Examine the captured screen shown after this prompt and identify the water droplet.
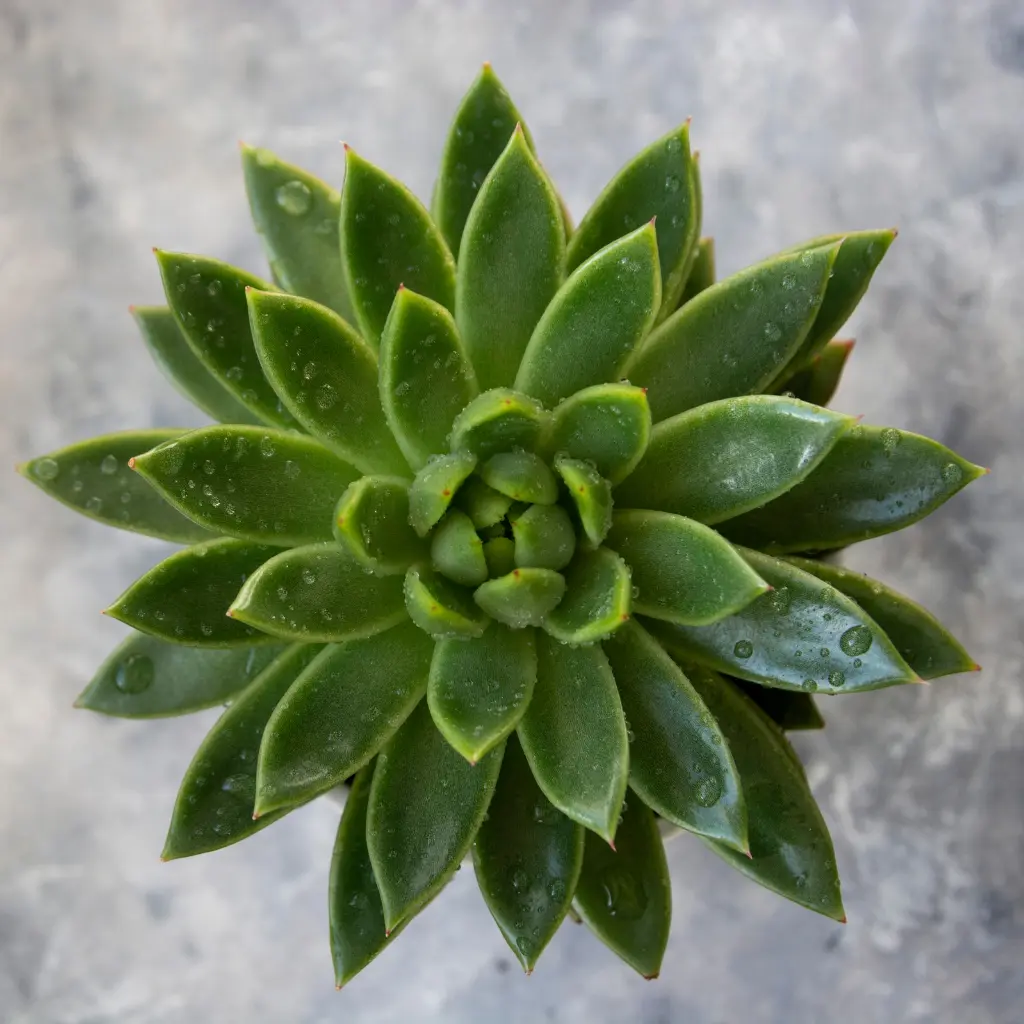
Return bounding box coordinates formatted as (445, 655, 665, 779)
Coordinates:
(941, 462, 963, 484)
(820, 647, 830, 658)
(302, 361, 318, 380)
(694, 774, 723, 807)
(34, 457, 59, 481)
(664, 174, 681, 193)
(880, 427, 901, 453)
(600, 865, 647, 920)
(316, 383, 338, 410)
(839, 625, 873, 657)
(221, 773, 255, 798)
(733, 639, 754, 659)
(511, 867, 529, 892)
(226, 365, 244, 382)
(260, 436, 276, 458)
(284, 459, 300, 480)
(547, 878, 567, 902)
(802, 678, 818, 692)
(828, 669, 846, 687)
(85, 496, 103, 513)
(853, 658, 863, 668)
(207, 279, 222, 297)
(301, 568, 316, 585)
(665, 136, 683, 154)
(100, 454, 119, 475)
(275, 180, 313, 216)
(115, 653, 155, 694)
(781, 274, 796, 290)
(768, 586, 791, 615)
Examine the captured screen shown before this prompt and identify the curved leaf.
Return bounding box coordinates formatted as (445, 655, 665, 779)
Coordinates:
(455, 476, 512, 529)
(449, 388, 547, 459)
(405, 565, 489, 639)
(512, 504, 576, 571)
(554, 457, 612, 547)
(340, 148, 456, 346)
(367, 701, 504, 931)
(675, 236, 715, 309)
(480, 451, 558, 504)
(19, 430, 213, 543)
(474, 569, 566, 629)
(107, 538, 280, 646)
(431, 510, 489, 585)
(518, 633, 628, 841)
(616, 396, 854, 525)
(721, 425, 987, 552)
(515, 225, 660, 407)
(733, 680, 825, 732)
(408, 451, 477, 537)
(543, 547, 631, 644)
(781, 339, 854, 407)
(604, 621, 746, 850)
(229, 542, 407, 642)
(254, 621, 433, 814)
(131, 425, 359, 546)
(334, 476, 427, 575)
(647, 547, 917, 694)
(473, 734, 584, 971)
(378, 288, 478, 469)
(247, 289, 408, 475)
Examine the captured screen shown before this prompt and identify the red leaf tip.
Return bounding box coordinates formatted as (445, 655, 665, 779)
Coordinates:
(127, 457, 136, 470)
(342, 141, 351, 152)
(838, 914, 848, 925)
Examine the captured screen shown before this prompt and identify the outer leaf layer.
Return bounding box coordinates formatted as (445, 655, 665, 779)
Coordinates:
(405, 565, 489, 639)
(782, 339, 854, 407)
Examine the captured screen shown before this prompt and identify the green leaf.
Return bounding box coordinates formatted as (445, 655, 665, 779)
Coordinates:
(647, 547, 918, 694)
(449, 388, 547, 459)
(512, 504, 576, 571)
(408, 451, 477, 537)
(334, 476, 427, 575)
(483, 537, 516, 578)
(720, 425, 987, 552)
(404, 565, 489, 639)
(542, 384, 651, 485)
(543, 548, 631, 644)
(625, 242, 842, 422)
(617, 396, 854, 525)
(19, 430, 214, 543)
(456, 126, 565, 391)
(780, 339, 854, 407)
(733, 680, 825, 731)
(554, 457, 613, 547)
(474, 569, 566, 629)
(676, 236, 715, 309)
(573, 795, 671, 978)
(132, 306, 262, 424)
(479, 451, 558, 504)
(603, 621, 746, 850)
(430, 510, 489, 586)
(455, 475, 513, 529)
(518, 632, 628, 841)
(367, 701, 504, 931)
(340, 148, 456, 346)
(229, 542, 407, 642)
(131, 425, 360, 546)
(378, 288, 479, 470)
(515, 225, 661, 407)
(685, 666, 845, 921)
(76, 634, 283, 718)
(783, 555, 977, 679)
(254, 621, 433, 814)
(428, 624, 537, 762)
(107, 538, 280, 646)
(163, 644, 322, 858)
(155, 251, 299, 429)
(566, 123, 698, 317)
(473, 733, 584, 971)
(247, 289, 408, 475)
(240, 144, 356, 323)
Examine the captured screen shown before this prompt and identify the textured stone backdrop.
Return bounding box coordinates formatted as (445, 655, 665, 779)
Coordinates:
(2, 1, 1022, 1021)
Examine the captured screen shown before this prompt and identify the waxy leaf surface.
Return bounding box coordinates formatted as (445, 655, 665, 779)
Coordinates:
(474, 568, 566, 629)
(543, 547, 631, 644)
(555, 457, 613, 547)
(431, 509, 489, 585)
(449, 389, 547, 459)
(405, 565, 488, 639)
(334, 476, 426, 575)
(512, 504, 576, 570)
(480, 451, 558, 504)
(782, 339, 853, 407)
(408, 451, 477, 536)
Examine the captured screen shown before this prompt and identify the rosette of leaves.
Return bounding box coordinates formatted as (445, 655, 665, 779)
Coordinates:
(20, 66, 984, 984)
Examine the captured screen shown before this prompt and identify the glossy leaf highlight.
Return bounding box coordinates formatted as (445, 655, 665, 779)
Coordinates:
(543, 547, 632, 644)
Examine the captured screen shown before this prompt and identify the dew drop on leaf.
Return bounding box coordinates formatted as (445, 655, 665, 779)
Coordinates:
(694, 774, 723, 807)
(601, 865, 648, 920)
(85, 496, 103, 513)
(880, 427, 901, 453)
(733, 639, 754, 659)
(802, 678, 818, 692)
(828, 669, 846, 687)
(100, 454, 118, 475)
(115, 653, 155, 694)
(275, 180, 313, 216)
(941, 462, 963, 484)
(839, 625, 873, 657)
(34, 457, 59, 481)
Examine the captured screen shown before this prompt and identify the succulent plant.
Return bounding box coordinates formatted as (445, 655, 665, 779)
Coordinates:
(20, 66, 984, 985)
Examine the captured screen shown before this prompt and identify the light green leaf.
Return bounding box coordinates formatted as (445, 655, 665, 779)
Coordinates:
(675, 236, 715, 309)
(512, 504, 576, 571)
(408, 451, 477, 537)
(334, 476, 427, 575)
(404, 565, 489, 639)
(554, 457, 612, 547)
(479, 451, 558, 504)
(449, 388, 547, 459)
(454, 475, 513, 528)
(474, 568, 566, 629)
(543, 548, 631, 644)
(430, 510, 488, 586)
(779, 339, 854, 407)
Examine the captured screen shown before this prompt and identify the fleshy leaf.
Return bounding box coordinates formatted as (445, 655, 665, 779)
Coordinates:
(131, 425, 360, 546)
(543, 548, 631, 644)
(378, 288, 479, 470)
(254, 622, 433, 814)
(455, 475, 513, 528)
(340, 148, 456, 346)
(474, 569, 566, 629)
(449, 389, 547, 459)
(229, 542, 407, 642)
(107, 539, 280, 646)
(543, 384, 651, 485)
(625, 241, 842, 422)
(334, 476, 427, 575)
(367, 701, 504, 931)
(647, 547, 917, 694)
(240, 145, 356, 323)
(685, 666, 845, 921)
(676, 236, 715, 309)
(554, 457, 613, 547)
(76, 634, 283, 718)
(162, 644, 322, 858)
(483, 537, 516, 578)
(408, 451, 477, 537)
(518, 633, 628, 841)
(515, 225, 661, 407)
(456, 126, 565, 391)
(247, 289, 408, 475)
(616, 396, 854, 525)
(606, 511, 768, 626)
(404, 565, 489, 639)
(721, 425, 986, 552)
(132, 306, 262, 424)
(573, 796, 671, 978)
(512, 504, 576, 571)
(784, 556, 977, 679)
(734, 680, 825, 731)
(19, 430, 213, 543)
(566, 123, 697, 317)
(428, 624, 537, 762)
(430, 509, 488, 586)
(155, 251, 299, 429)
(604, 621, 746, 850)
(479, 451, 558, 505)
(781, 339, 854, 407)
(473, 734, 584, 971)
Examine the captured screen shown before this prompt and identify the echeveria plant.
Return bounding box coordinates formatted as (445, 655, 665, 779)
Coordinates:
(20, 66, 983, 984)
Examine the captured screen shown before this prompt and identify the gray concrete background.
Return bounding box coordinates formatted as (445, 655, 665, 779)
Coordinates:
(2, 1, 1022, 1021)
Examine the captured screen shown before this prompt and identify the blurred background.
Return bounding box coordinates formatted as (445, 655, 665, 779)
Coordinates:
(2, 1, 1022, 1021)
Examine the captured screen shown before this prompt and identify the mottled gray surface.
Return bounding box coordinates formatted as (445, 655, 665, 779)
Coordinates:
(2, 0, 1022, 1021)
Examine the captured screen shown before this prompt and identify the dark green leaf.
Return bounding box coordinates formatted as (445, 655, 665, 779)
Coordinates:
(408, 451, 477, 537)
(512, 504, 576, 571)
(479, 451, 558, 504)
(449, 388, 547, 459)
(429, 509, 487, 586)
(19, 430, 214, 543)
(676, 236, 715, 309)
(543, 548, 631, 644)
(733, 680, 825, 731)
(781, 339, 854, 407)
(254, 621, 433, 814)
(554, 457, 612, 547)
(516, 225, 661, 407)
(405, 565, 489, 639)
(474, 569, 566, 629)
(334, 476, 427, 575)
(454, 475, 513, 528)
